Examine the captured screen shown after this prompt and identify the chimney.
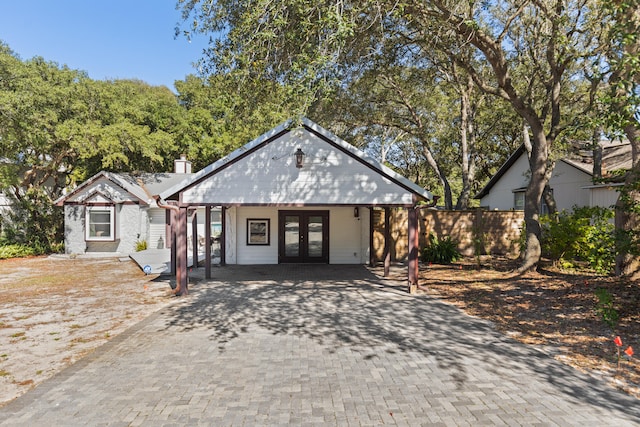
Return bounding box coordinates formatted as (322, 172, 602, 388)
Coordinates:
(174, 154, 192, 174)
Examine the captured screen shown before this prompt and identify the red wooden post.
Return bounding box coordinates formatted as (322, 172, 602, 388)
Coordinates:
(176, 207, 188, 296)
(168, 209, 176, 275)
(205, 206, 212, 279)
(408, 206, 419, 293)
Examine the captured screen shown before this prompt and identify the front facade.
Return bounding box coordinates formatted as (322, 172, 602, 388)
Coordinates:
(159, 118, 432, 293)
(55, 164, 197, 256)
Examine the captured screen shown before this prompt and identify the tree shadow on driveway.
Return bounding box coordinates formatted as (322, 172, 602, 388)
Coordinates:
(161, 264, 639, 421)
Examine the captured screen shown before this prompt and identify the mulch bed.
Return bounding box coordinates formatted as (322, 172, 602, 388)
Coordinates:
(417, 257, 640, 398)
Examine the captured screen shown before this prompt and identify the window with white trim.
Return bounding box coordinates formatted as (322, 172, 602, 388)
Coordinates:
(85, 206, 115, 241)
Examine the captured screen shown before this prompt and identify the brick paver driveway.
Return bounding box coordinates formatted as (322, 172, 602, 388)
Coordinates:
(1, 265, 638, 426)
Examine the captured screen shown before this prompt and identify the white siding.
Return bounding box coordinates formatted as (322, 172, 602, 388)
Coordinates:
(330, 207, 367, 264)
(231, 206, 368, 265)
(548, 161, 592, 211)
(236, 207, 278, 264)
(480, 155, 594, 212)
(181, 129, 417, 206)
(148, 208, 167, 249)
(590, 186, 620, 209)
(480, 154, 530, 210)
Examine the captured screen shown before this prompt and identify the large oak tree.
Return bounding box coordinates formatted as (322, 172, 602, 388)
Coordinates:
(177, 0, 608, 271)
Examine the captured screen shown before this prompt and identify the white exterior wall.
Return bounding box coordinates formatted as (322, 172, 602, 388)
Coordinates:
(480, 154, 530, 210)
(64, 204, 143, 254)
(148, 208, 167, 249)
(330, 207, 368, 264)
(229, 206, 369, 265)
(181, 129, 417, 206)
(236, 206, 278, 264)
(63, 205, 86, 254)
(548, 161, 592, 212)
(480, 155, 594, 212)
(590, 186, 621, 209)
(225, 206, 237, 264)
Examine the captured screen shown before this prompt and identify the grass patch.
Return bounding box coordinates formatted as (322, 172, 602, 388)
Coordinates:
(0, 370, 10, 377)
(9, 332, 25, 338)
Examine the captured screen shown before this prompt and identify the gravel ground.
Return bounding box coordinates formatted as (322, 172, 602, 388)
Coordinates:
(0, 255, 176, 407)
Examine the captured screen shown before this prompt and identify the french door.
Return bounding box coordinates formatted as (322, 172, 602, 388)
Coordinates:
(278, 210, 329, 263)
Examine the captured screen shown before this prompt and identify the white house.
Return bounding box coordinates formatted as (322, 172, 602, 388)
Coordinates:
(475, 141, 631, 211)
(54, 156, 217, 256)
(157, 118, 433, 294)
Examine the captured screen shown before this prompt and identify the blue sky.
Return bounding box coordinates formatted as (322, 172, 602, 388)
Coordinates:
(0, 0, 210, 90)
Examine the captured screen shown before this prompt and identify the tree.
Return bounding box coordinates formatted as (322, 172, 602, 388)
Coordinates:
(177, 0, 606, 271)
(601, 0, 640, 276)
(175, 73, 295, 169)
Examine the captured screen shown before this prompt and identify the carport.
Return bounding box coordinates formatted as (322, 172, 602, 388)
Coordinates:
(156, 118, 433, 295)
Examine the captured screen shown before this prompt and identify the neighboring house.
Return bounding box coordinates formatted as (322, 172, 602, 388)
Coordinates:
(55, 156, 218, 255)
(155, 118, 433, 293)
(475, 141, 631, 211)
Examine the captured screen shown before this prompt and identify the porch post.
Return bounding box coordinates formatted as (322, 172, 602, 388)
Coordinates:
(384, 207, 391, 277)
(220, 206, 226, 266)
(191, 209, 198, 269)
(176, 206, 189, 296)
(205, 206, 212, 279)
(369, 207, 375, 266)
(408, 206, 419, 294)
(168, 209, 176, 275)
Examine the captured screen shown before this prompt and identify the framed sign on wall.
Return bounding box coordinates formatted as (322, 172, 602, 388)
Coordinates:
(247, 218, 270, 245)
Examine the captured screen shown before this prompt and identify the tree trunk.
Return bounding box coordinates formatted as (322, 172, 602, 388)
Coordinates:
(518, 128, 550, 272)
(615, 122, 640, 276)
(455, 75, 476, 210)
(422, 146, 453, 209)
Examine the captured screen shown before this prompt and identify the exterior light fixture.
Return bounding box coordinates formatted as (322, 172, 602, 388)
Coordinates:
(354, 207, 360, 218)
(295, 148, 305, 168)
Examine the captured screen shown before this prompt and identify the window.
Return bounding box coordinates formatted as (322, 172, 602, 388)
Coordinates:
(85, 206, 116, 241)
(514, 191, 525, 210)
(513, 189, 552, 213)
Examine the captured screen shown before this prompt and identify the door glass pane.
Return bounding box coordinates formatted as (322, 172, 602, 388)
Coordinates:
(284, 215, 299, 257)
(307, 215, 323, 257)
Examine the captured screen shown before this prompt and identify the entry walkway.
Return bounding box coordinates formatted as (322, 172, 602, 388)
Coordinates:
(1, 265, 638, 426)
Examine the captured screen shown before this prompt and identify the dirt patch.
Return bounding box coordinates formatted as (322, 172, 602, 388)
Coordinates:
(413, 257, 640, 399)
(0, 255, 176, 406)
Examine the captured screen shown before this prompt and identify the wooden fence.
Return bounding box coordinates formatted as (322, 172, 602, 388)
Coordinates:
(372, 208, 524, 261)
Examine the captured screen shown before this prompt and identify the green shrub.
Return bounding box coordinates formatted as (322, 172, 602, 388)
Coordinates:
(0, 244, 46, 260)
(421, 233, 461, 264)
(540, 206, 615, 274)
(595, 287, 619, 330)
(135, 240, 148, 252)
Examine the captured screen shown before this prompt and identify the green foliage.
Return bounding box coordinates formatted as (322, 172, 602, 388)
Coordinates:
(0, 188, 63, 253)
(135, 240, 148, 252)
(0, 244, 41, 259)
(421, 233, 461, 265)
(540, 207, 615, 274)
(594, 287, 620, 330)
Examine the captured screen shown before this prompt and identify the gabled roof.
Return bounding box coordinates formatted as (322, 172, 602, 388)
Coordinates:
(474, 141, 633, 199)
(160, 117, 432, 204)
(55, 171, 193, 206)
(474, 145, 526, 199)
